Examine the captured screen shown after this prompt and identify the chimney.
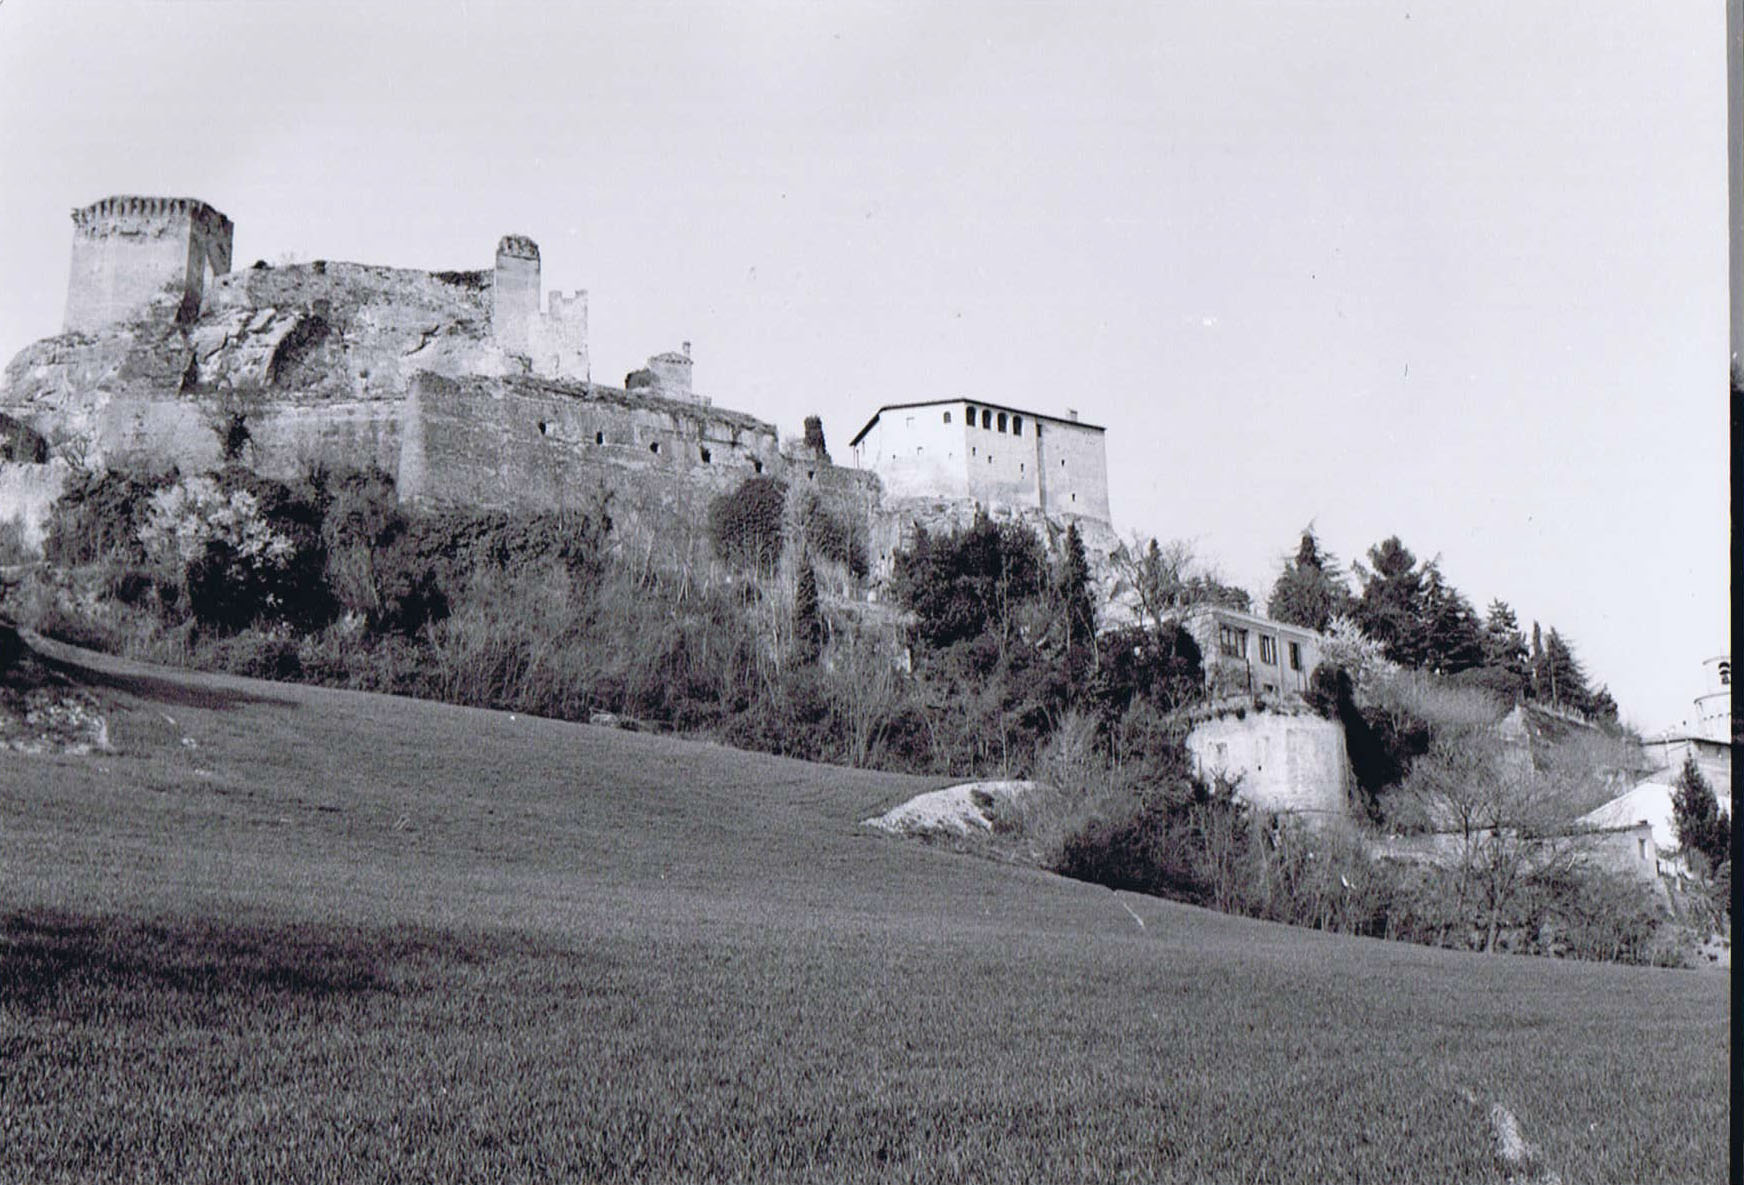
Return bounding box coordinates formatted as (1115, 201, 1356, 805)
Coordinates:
(682, 340, 691, 359)
(1067, 408, 1079, 422)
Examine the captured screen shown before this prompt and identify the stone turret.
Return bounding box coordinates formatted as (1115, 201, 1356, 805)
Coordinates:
(647, 341, 696, 400)
(64, 196, 233, 333)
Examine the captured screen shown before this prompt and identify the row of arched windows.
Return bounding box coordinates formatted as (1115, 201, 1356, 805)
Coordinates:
(955, 405, 1024, 436)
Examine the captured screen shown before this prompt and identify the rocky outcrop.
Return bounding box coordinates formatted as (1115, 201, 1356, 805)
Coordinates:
(0, 260, 525, 477)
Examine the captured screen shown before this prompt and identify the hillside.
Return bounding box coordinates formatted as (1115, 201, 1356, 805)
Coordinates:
(0, 637, 1730, 1183)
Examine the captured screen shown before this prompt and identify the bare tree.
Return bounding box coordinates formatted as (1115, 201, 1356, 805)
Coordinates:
(1404, 724, 1586, 952)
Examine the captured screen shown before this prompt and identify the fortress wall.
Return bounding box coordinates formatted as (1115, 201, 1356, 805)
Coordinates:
(399, 374, 783, 519)
(1186, 711, 1353, 821)
(244, 401, 406, 482)
(963, 405, 1041, 514)
(1035, 419, 1110, 524)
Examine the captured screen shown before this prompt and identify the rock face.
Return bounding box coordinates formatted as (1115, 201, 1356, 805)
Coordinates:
(2, 261, 513, 479)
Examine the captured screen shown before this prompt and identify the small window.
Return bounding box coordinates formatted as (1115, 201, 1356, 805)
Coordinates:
(997, 412, 1008, 433)
(699, 446, 711, 463)
(1060, 458, 1066, 466)
(1288, 641, 1302, 671)
(943, 410, 952, 424)
(1070, 492, 1076, 502)
(966, 404, 977, 424)
(981, 409, 992, 429)
(1259, 636, 1277, 665)
(1638, 838, 1648, 859)
(594, 430, 604, 445)
(916, 446, 923, 455)
(971, 447, 977, 456)
(752, 458, 763, 474)
(1012, 415, 1023, 435)
(1019, 463, 1024, 473)
(537, 421, 548, 436)
(905, 416, 914, 428)
(650, 441, 660, 455)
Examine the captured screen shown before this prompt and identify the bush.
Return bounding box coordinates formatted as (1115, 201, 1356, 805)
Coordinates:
(708, 477, 787, 574)
(43, 469, 168, 567)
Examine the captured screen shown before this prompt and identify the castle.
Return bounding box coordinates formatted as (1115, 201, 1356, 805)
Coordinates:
(2, 195, 1114, 571)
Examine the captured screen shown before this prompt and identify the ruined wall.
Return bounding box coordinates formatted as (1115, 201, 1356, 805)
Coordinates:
(64, 197, 233, 333)
(399, 373, 782, 518)
(0, 460, 71, 549)
(490, 235, 587, 382)
(1186, 709, 1352, 822)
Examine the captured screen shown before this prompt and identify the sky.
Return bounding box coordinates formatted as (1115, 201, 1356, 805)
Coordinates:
(0, 0, 1730, 734)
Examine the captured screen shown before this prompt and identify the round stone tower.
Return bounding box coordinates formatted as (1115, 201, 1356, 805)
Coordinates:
(492, 234, 541, 358)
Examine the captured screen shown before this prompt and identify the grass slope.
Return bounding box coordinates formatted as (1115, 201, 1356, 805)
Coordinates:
(1, 639, 1728, 1183)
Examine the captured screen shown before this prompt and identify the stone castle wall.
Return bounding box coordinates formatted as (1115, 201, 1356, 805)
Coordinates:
(1186, 709, 1354, 822)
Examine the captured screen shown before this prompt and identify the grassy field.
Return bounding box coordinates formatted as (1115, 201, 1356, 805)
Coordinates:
(1, 639, 1729, 1183)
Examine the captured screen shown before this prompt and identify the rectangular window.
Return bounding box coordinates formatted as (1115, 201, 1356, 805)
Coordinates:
(1259, 636, 1277, 665)
(997, 412, 1008, 433)
(1218, 625, 1248, 659)
(1288, 641, 1302, 671)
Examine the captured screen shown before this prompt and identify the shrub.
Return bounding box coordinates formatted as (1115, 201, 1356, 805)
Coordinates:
(708, 477, 787, 573)
(800, 498, 868, 579)
(43, 469, 168, 567)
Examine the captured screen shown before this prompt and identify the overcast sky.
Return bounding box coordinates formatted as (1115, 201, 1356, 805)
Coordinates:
(0, 1, 1728, 733)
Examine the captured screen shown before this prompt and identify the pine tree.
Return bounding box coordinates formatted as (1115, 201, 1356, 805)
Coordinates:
(1058, 521, 1097, 652)
(1672, 755, 1730, 873)
(1266, 526, 1352, 632)
(1539, 628, 1592, 714)
(793, 559, 822, 664)
(1480, 600, 1530, 682)
(1354, 536, 1427, 666)
(1418, 562, 1483, 674)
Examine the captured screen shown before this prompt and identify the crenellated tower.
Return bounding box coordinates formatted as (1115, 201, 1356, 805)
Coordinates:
(64, 196, 234, 333)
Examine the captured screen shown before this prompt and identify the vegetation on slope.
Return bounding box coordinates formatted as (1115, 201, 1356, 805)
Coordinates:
(0, 642, 1729, 1183)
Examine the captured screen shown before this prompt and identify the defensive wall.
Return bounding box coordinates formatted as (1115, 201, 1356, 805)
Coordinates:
(1184, 707, 1354, 823)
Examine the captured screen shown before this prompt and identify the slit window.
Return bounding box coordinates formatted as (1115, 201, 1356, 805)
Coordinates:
(594, 431, 604, 445)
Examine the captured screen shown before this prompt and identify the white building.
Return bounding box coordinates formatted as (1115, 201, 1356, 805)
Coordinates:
(847, 399, 1111, 525)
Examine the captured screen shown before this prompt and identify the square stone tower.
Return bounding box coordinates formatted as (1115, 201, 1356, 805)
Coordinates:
(64, 196, 233, 333)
